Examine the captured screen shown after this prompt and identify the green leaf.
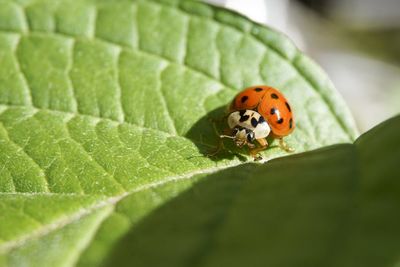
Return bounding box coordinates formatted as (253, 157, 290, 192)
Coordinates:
(0, 0, 358, 266)
(103, 115, 400, 267)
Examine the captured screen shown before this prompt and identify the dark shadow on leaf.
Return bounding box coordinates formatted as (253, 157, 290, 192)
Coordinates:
(185, 105, 247, 162)
(185, 105, 284, 162)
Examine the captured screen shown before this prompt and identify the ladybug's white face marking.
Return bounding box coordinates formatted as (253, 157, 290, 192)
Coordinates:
(227, 110, 270, 140)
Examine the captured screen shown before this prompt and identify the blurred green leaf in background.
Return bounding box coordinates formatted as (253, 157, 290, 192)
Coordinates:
(0, 0, 397, 266)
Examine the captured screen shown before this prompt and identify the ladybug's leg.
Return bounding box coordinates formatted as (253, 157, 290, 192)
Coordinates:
(206, 121, 230, 157)
(206, 138, 224, 157)
(249, 138, 268, 161)
(278, 138, 294, 153)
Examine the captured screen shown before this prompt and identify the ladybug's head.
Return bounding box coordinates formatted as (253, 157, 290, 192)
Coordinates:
(220, 127, 255, 148)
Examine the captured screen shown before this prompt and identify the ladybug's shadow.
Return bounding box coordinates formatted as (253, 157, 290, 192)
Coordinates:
(185, 105, 248, 162)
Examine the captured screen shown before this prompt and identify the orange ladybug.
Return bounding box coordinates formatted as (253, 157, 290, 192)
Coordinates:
(212, 85, 294, 161)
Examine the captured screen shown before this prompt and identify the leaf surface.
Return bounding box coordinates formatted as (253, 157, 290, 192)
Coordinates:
(0, 0, 358, 265)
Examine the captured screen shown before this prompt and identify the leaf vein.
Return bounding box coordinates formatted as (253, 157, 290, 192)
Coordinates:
(66, 38, 78, 112)
(158, 63, 178, 135)
(13, 35, 33, 106)
(114, 48, 125, 123)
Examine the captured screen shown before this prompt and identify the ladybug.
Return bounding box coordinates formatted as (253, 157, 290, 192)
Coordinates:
(211, 85, 294, 161)
(228, 85, 295, 137)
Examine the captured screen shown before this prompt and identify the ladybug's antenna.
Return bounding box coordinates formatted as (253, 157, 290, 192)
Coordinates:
(219, 135, 235, 139)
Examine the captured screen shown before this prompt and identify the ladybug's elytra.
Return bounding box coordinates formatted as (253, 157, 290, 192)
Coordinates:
(228, 85, 295, 137)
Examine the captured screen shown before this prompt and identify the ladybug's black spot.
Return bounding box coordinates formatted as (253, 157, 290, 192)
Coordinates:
(241, 96, 248, 103)
(270, 108, 276, 115)
(239, 115, 250, 122)
(271, 93, 279, 99)
(289, 118, 293, 129)
(285, 102, 291, 112)
(277, 118, 284, 124)
(258, 116, 265, 123)
(254, 87, 263, 92)
(251, 117, 258, 127)
(239, 110, 246, 116)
